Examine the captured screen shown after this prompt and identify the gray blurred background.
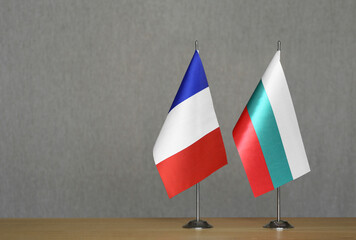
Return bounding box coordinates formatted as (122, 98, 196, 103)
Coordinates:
(0, 0, 355, 218)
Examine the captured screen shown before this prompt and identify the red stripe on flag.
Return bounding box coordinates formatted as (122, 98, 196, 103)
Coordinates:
(232, 107, 274, 197)
(156, 128, 227, 198)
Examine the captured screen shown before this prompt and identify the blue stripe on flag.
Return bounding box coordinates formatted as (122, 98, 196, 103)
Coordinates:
(169, 50, 209, 112)
(246, 80, 293, 188)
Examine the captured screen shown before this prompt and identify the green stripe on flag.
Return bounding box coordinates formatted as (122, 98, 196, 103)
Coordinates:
(247, 80, 293, 188)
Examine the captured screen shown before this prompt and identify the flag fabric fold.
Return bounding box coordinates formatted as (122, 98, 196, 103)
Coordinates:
(153, 50, 227, 198)
(232, 50, 310, 197)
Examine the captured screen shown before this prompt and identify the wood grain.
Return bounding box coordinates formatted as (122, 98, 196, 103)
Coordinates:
(0, 218, 355, 240)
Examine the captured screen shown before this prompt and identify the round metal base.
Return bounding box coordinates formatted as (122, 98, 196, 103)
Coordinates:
(183, 219, 213, 229)
(263, 220, 293, 229)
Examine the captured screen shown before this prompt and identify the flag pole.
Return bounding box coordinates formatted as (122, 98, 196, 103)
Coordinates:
(277, 41, 281, 224)
(263, 40, 293, 229)
(195, 40, 200, 223)
(183, 40, 212, 229)
(277, 187, 281, 222)
(196, 182, 200, 222)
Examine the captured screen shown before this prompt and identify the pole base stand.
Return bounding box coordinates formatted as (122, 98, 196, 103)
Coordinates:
(263, 220, 294, 229)
(183, 219, 213, 229)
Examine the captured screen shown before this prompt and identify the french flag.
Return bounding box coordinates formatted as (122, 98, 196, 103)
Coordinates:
(153, 50, 227, 198)
(233, 50, 310, 197)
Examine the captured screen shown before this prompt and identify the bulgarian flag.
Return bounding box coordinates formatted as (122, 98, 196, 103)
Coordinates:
(153, 50, 227, 198)
(232, 50, 310, 197)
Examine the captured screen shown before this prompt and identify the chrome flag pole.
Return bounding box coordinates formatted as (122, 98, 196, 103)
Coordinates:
(183, 40, 212, 229)
(277, 187, 281, 222)
(196, 182, 200, 222)
(263, 41, 293, 230)
(264, 186, 293, 229)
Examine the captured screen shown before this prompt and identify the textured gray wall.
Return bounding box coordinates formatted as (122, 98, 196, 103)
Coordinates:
(0, 0, 355, 218)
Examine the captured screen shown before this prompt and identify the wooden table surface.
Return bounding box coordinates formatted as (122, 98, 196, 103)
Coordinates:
(0, 218, 355, 240)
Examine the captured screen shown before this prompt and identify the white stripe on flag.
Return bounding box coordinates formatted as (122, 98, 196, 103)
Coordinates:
(262, 51, 310, 180)
(153, 87, 219, 165)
